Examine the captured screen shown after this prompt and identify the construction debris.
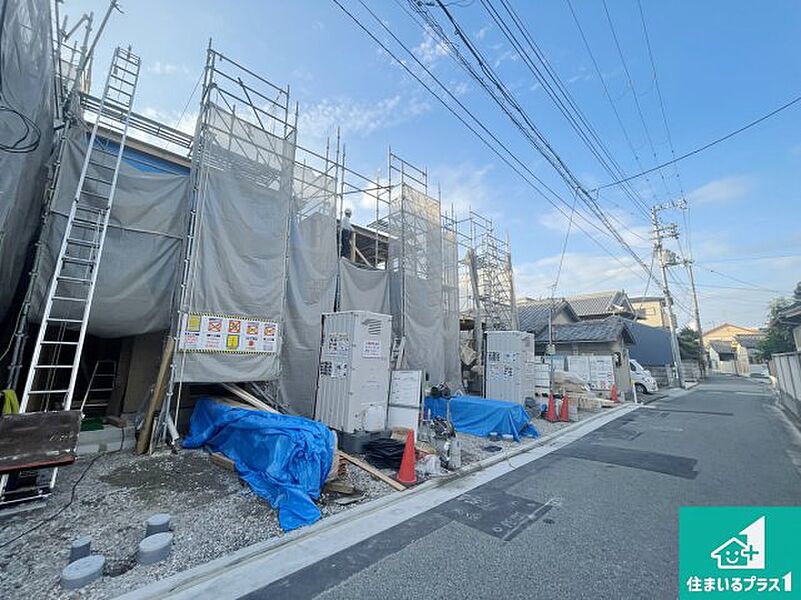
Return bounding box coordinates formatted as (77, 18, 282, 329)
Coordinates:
(339, 451, 406, 492)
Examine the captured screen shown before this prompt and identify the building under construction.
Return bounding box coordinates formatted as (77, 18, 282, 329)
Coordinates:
(0, 1, 519, 506)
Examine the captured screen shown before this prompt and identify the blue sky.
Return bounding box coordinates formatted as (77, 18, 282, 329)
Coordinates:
(66, 0, 801, 328)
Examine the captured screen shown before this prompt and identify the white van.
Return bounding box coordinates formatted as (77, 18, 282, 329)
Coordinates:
(630, 359, 658, 394)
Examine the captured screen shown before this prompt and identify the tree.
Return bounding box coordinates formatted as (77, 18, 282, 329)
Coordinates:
(755, 282, 800, 360)
(678, 326, 702, 360)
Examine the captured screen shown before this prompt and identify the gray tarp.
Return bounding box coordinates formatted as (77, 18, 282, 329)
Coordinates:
(442, 228, 461, 386)
(175, 104, 295, 383)
(338, 258, 390, 315)
(389, 184, 446, 384)
(0, 0, 53, 320)
(31, 133, 189, 337)
(279, 167, 338, 416)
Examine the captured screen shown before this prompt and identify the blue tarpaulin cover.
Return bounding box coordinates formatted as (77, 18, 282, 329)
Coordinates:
(423, 395, 539, 441)
(183, 398, 335, 531)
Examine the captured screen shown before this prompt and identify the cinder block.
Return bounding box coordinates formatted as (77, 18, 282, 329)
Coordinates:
(137, 532, 173, 565)
(61, 555, 104, 589)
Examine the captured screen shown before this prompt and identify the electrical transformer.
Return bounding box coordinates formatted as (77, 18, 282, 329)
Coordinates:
(484, 331, 537, 405)
(315, 311, 393, 434)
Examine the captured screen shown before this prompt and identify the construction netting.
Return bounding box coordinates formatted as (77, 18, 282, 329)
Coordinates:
(0, 0, 54, 320)
(388, 183, 447, 384)
(30, 130, 189, 337)
(338, 258, 391, 315)
(278, 163, 338, 417)
(442, 226, 461, 385)
(174, 102, 296, 383)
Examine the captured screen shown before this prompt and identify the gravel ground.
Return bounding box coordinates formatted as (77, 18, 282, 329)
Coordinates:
(0, 406, 607, 599)
(458, 406, 604, 466)
(0, 448, 395, 600)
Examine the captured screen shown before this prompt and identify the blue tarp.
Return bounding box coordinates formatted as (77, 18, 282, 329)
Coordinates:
(183, 398, 335, 531)
(423, 395, 539, 442)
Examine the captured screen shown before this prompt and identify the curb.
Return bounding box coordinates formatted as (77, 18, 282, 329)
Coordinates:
(118, 403, 636, 599)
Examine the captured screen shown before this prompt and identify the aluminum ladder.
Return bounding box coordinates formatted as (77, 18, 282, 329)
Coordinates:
(19, 47, 140, 414)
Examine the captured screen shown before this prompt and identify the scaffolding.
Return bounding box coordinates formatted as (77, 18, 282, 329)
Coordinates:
(457, 211, 518, 332)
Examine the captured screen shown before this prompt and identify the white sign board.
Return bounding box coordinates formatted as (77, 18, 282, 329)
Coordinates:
(566, 355, 591, 384)
(179, 313, 278, 354)
(387, 370, 422, 439)
(588, 355, 615, 390)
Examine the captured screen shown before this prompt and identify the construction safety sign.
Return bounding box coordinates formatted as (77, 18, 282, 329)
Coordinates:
(178, 312, 279, 354)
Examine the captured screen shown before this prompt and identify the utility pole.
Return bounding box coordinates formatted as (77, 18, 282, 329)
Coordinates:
(684, 259, 706, 378)
(651, 204, 685, 388)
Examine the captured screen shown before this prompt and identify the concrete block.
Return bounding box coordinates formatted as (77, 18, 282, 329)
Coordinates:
(137, 532, 173, 565)
(145, 513, 171, 537)
(61, 555, 104, 589)
(69, 536, 92, 563)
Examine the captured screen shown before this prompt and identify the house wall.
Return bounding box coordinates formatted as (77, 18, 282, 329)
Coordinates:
(705, 324, 758, 343)
(632, 299, 665, 328)
(793, 325, 801, 352)
(735, 345, 750, 376)
(551, 339, 633, 396)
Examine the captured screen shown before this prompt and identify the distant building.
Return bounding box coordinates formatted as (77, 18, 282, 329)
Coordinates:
(708, 340, 737, 373)
(564, 290, 636, 321)
(517, 297, 579, 334)
(630, 295, 669, 328)
(733, 333, 766, 373)
(704, 323, 759, 344)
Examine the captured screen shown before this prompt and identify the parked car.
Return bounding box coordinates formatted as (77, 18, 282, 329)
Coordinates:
(630, 359, 658, 394)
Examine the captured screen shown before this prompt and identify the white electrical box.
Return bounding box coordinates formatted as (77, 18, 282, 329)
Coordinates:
(484, 331, 537, 405)
(315, 311, 393, 433)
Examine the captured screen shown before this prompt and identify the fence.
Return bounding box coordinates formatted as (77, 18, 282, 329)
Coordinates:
(772, 352, 801, 423)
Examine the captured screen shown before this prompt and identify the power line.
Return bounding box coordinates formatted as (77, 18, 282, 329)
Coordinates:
(595, 92, 801, 191)
(601, 0, 674, 201)
(333, 0, 658, 287)
(410, 0, 657, 280)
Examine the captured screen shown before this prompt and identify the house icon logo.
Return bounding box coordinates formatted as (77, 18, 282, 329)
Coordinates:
(710, 516, 765, 570)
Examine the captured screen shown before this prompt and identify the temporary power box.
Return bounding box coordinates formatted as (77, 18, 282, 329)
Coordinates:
(484, 331, 537, 405)
(315, 311, 393, 434)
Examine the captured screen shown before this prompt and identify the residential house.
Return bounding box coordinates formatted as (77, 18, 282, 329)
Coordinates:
(630, 295, 669, 328)
(517, 297, 579, 333)
(778, 303, 801, 352)
(708, 340, 737, 374)
(704, 323, 759, 344)
(565, 290, 637, 321)
(733, 333, 766, 375)
(533, 316, 636, 396)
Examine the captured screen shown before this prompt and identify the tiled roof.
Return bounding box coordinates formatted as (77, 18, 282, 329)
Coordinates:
(534, 316, 635, 344)
(734, 333, 764, 349)
(709, 340, 735, 357)
(517, 298, 577, 333)
(565, 290, 634, 318)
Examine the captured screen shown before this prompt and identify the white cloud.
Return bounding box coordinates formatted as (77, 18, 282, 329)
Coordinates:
(537, 206, 651, 250)
(413, 26, 449, 67)
(687, 176, 751, 205)
(475, 25, 491, 40)
(297, 95, 431, 149)
(430, 162, 494, 215)
(147, 61, 188, 76)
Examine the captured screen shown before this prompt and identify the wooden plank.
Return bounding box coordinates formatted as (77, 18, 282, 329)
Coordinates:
(220, 383, 279, 413)
(136, 336, 173, 455)
(210, 452, 236, 471)
(0, 410, 81, 473)
(339, 451, 406, 491)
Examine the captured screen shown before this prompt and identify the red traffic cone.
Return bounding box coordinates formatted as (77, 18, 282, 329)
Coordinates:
(559, 392, 570, 422)
(545, 392, 558, 422)
(611, 384, 619, 404)
(396, 430, 417, 485)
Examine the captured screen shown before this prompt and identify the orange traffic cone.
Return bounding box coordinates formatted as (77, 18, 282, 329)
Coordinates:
(396, 430, 417, 485)
(610, 384, 619, 404)
(545, 392, 558, 422)
(559, 392, 570, 422)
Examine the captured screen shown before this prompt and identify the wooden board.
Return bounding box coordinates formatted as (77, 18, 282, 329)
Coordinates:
(220, 383, 279, 413)
(0, 410, 81, 473)
(210, 452, 236, 471)
(339, 451, 406, 491)
(136, 336, 174, 455)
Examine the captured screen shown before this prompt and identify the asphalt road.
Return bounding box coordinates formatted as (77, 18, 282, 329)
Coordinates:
(246, 376, 801, 600)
